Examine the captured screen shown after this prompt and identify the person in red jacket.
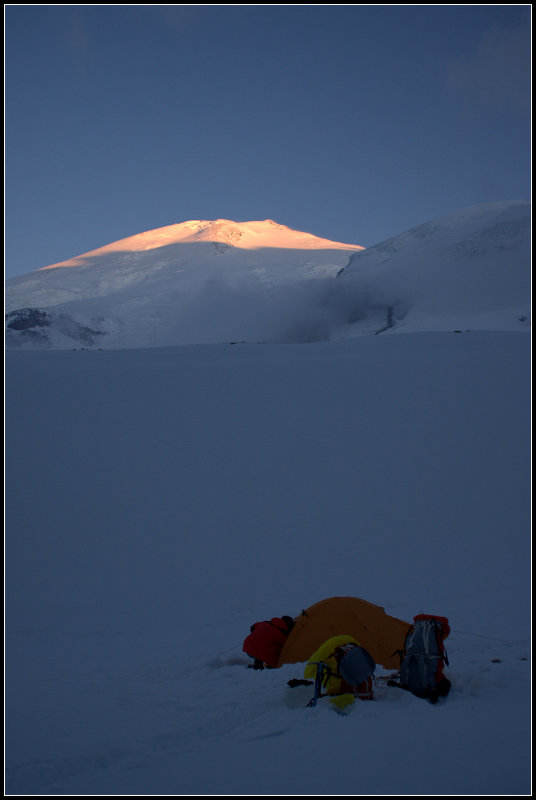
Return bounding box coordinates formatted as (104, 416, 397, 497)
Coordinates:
(243, 616, 295, 669)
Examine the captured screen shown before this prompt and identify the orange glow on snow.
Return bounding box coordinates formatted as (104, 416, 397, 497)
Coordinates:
(39, 219, 364, 270)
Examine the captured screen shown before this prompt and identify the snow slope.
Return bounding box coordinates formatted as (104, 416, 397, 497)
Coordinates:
(337, 200, 530, 336)
(5, 201, 530, 349)
(5, 331, 531, 795)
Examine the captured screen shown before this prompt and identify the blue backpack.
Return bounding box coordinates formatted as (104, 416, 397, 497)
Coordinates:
(390, 614, 451, 703)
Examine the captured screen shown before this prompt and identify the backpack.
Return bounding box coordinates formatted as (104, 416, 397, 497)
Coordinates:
(304, 638, 376, 707)
(337, 642, 376, 700)
(393, 614, 451, 703)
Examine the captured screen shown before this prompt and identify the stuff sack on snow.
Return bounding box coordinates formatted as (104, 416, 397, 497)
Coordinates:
(304, 635, 376, 710)
(392, 614, 451, 703)
(243, 616, 295, 669)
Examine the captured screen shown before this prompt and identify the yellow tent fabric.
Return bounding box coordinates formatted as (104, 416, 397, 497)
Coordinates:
(277, 596, 411, 670)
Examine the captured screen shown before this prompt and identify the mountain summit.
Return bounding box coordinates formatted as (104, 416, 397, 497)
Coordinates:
(39, 219, 364, 271)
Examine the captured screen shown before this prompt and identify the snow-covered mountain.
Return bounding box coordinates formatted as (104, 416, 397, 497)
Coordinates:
(5, 219, 362, 349)
(5, 201, 530, 349)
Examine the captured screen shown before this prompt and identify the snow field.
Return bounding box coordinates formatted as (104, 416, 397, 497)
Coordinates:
(5, 331, 530, 794)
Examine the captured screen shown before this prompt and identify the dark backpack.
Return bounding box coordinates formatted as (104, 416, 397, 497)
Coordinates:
(393, 614, 451, 703)
(304, 642, 376, 707)
(337, 642, 376, 697)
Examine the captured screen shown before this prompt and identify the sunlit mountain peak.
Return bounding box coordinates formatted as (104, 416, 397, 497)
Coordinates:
(39, 218, 364, 270)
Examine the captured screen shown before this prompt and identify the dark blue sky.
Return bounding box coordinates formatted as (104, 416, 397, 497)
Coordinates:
(5, 5, 531, 278)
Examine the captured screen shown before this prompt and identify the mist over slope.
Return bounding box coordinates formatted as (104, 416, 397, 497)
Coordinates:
(5, 201, 530, 349)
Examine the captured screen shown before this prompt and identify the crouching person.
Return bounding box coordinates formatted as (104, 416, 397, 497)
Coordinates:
(304, 634, 376, 711)
(243, 615, 295, 669)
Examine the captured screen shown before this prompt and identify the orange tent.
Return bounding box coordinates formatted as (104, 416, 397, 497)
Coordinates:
(277, 596, 412, 670)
